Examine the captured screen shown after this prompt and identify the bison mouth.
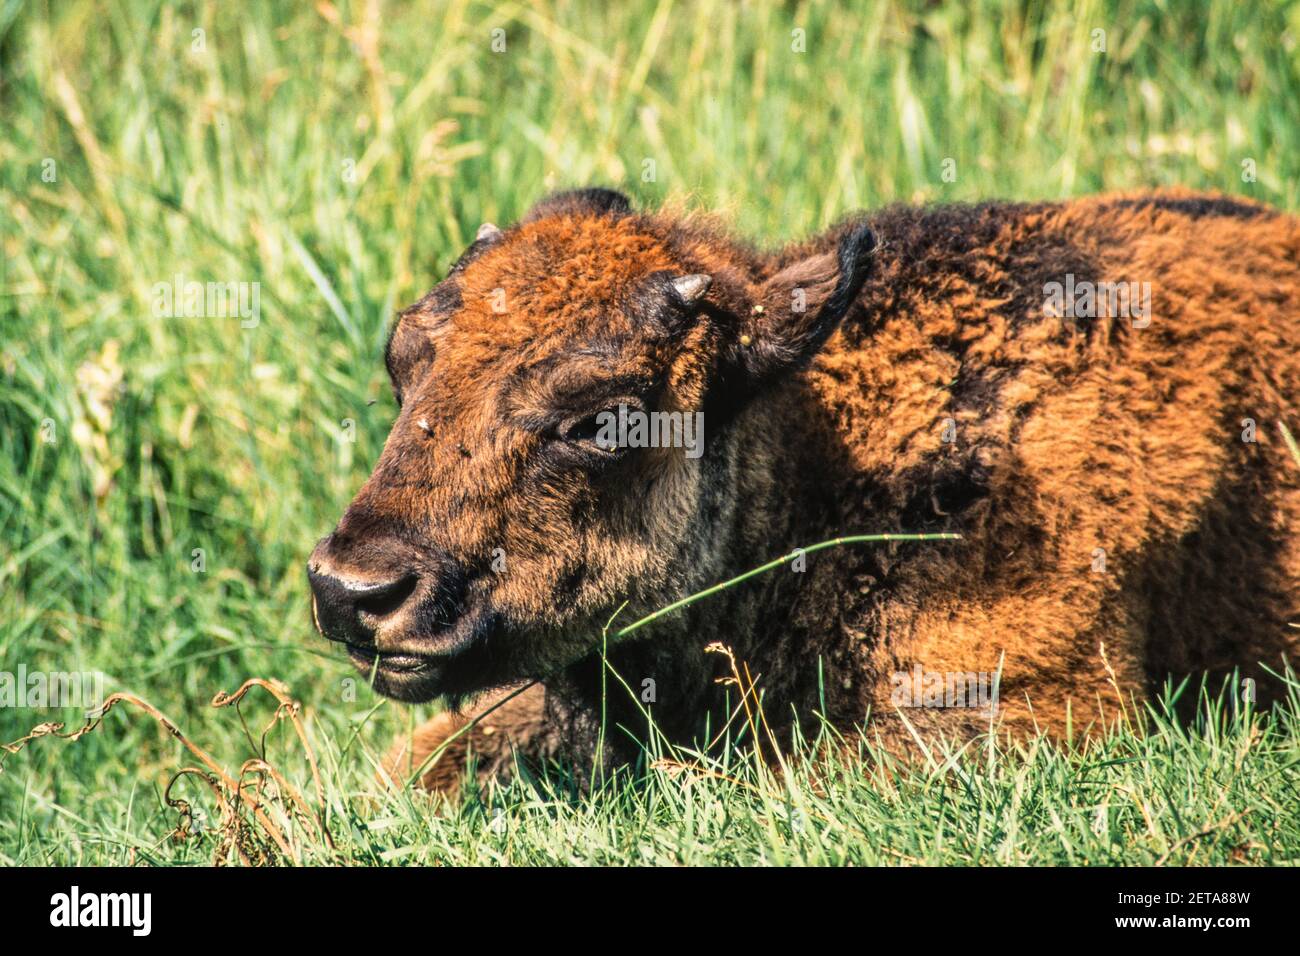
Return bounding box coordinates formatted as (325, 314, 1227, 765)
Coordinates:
(345, 642, 448, 701)
(346, 642, 434, 673)
(342, 607, 504, 704)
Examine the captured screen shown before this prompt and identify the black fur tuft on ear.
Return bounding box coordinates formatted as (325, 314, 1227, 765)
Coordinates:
(822, 222, 877, 327)
(523, 187, 633, 223)
(728, 219, 877, 385)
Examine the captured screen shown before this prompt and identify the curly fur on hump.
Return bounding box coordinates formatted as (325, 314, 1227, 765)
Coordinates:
(310, 188, 1300, 793)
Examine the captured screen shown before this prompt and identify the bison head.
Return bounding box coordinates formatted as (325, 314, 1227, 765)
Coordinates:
(308, 188, 875, 704)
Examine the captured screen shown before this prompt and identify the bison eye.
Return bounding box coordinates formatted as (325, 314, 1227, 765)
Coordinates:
(554, 401, 643, 455)
(558, 412, 608, 445)
(556, 411, 620, 453)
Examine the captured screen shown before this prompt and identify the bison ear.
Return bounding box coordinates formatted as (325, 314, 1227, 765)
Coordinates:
(523, 187, 632, 223)
(733, 222, 876, 384)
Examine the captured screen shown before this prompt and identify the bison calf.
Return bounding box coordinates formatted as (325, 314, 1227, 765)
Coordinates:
(308, 187, 1300, 792)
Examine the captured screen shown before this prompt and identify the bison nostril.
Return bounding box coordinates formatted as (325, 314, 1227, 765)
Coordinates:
(307, 565, 420, 647)
(353, 574, 418, 619)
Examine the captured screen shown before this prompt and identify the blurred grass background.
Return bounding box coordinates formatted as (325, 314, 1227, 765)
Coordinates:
(2, 0, 1299, 864)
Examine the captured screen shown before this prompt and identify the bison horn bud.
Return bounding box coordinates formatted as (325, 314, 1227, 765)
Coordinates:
(476, 222, 503, 242)
(668, 273, 712, 308)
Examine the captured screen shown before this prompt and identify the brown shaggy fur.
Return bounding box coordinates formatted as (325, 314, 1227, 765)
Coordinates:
(307, 187, 1300, 795)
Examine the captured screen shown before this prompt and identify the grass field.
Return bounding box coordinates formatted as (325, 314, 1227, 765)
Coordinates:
(2, 0, 1299, 865)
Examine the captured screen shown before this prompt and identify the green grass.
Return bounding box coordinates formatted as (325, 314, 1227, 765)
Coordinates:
(2, 0, 1300, 866)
